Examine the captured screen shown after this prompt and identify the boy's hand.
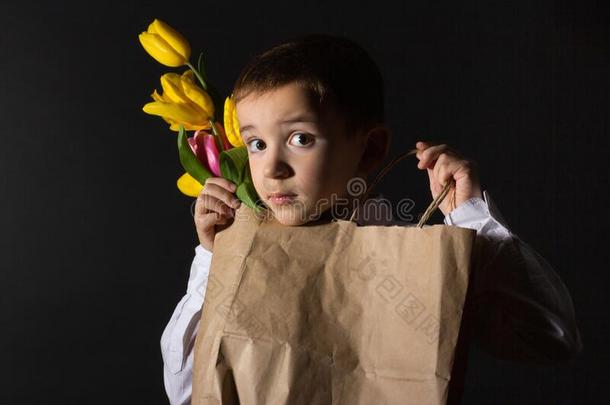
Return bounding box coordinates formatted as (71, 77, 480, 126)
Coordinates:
(415, 141, 483, 216)
(194, 177, 241, 252)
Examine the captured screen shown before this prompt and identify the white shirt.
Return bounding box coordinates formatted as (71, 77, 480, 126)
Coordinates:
(160, 190, 582, 405)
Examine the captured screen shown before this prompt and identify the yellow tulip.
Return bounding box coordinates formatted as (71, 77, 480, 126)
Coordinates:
(177, 172, 204, 197)
(143, 70, 215, 131)
(223, 94, 244, 147)
(139, 19, 191, 67)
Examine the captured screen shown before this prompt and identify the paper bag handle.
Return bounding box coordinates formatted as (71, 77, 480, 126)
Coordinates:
(349, 148, 456, 228)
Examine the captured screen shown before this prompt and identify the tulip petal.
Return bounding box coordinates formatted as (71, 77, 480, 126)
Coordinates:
(160, 73, 190, 104)
(189, 129, 210, 168)
(151, 89, 166, 102)
(180, 71, 215, 118)
(230, 100, 242, 144)
(171, 121, 209, 131)
(202, 134, 221, 177)
(143, 102, 207, 132)
(143, 101, 205, 127)
(187, 134, 197, 152)
(178, 125, 213, 186)
(160, 115, 173, 126)
(139, 32, 186, 67)
(223, 95, 244, 147)
(177, 172, 204, 197)
(150, 19, 191, 62)
(183, 85, 215, 119)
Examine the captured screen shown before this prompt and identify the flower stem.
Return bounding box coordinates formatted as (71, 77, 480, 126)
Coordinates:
(209, 119, 224, 151)
(186, 62, 208, 91)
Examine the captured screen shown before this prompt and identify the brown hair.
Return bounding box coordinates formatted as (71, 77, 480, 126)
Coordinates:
(232, 33, 385, 136)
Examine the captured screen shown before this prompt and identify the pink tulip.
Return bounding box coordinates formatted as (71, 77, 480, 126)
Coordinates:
(189, 129, 222, 177)
(188, 130, 209, 168)
(202, 133, 221, 176)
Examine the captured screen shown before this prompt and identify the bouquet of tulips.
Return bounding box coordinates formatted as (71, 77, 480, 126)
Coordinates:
(139, 19, 261, 212)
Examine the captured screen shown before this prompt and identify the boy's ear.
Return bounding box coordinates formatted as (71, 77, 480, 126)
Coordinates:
(357, 124, 391, 176)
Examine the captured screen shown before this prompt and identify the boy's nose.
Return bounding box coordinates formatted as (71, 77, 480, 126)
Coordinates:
(263, 154, 292, 179)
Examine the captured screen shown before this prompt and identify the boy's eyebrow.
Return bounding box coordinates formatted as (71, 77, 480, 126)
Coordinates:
(240, 114, 318, 133)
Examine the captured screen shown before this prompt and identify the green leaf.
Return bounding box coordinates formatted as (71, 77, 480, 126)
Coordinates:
(236, 173, 262, 214)
(197, 52, 203, 74)
(220, 146, 248, 184)
(220, 146, 262, 213)
(197, 51, 208, 83)
(196, 51, 221, 122)
(177, 124, 212, 185)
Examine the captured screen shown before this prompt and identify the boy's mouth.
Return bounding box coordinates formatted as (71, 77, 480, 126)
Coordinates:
(267, 192, 297, 206)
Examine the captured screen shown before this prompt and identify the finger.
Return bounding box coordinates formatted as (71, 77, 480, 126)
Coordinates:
(415, 140, 447, 150)
(197, 211, 232, 241)
(195, 208, 233, 230)
(200, 211, 232, 228)
(203, 180, 241, 208)
(455, 158, 476, 181)
(433, 154, 460, 188)
(435, 157, 477, 199)
(415, 140, 436, 150)
(204, 177, 237, 193)
(425, 152, 460, 196)
(196, 194, 235, 218)
(425, 166, 439, 195)
(209, 211, 235, 233)
(435, 159, 476, 212)
(417, 144, 455, 169)
(200, 183, 241, 210)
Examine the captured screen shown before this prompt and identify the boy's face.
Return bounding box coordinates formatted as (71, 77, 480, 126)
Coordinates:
(236, 82, 367, 225)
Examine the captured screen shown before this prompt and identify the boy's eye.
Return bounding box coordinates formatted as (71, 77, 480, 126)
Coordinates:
(247, 139, 266, 152)
(246, 133, 312, 152)
(289, 133, 314, 147)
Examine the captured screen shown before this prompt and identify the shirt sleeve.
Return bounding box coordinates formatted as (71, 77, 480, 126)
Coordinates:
(444, 190, 583, 364)
(160, 244, 213, 405)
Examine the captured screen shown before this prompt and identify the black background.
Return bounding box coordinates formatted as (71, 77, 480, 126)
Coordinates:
(2, 0, 608, 403)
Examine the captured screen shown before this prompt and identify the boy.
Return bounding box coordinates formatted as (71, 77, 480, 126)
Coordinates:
(160, 34, 582, 404)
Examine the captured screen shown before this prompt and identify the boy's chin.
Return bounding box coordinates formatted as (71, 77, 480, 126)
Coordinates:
(269, 209, 309, 226)
(272, 208, 332, 226)
(268, 205, 322, 226)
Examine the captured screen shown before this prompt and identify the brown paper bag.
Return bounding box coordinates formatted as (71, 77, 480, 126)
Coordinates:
(191, 201, 476, 405)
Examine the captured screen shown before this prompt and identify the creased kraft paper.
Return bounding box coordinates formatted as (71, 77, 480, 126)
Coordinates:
(192, 205, 475, 405)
